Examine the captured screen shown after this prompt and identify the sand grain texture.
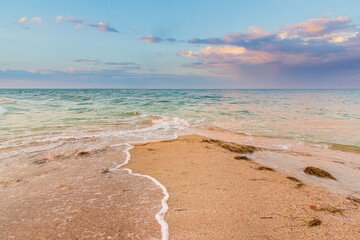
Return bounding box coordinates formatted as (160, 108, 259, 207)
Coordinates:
(128, 135, 360, 240)
(0, 146, 163, 240)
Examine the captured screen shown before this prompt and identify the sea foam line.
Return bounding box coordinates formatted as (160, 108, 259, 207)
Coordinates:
(116, 143, 170, 240)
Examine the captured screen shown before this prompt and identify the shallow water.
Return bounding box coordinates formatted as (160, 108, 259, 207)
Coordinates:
(1, 89, 359, 150)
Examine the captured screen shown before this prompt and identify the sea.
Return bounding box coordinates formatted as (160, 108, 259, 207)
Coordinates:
(1, 89, 360, 150)
(1, 89, 360, 239)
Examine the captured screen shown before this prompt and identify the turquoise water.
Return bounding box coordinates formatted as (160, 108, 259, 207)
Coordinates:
(1, 89, 360, 152)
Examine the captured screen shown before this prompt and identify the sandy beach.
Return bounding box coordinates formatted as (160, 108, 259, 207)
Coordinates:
(1, 134, 360, 239)
(128, 135, 360, 239)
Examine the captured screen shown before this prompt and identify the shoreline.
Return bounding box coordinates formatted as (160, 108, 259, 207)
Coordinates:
(0, 143, 165, 239)
(117, 143, 170, 240)
(182, 128, 360, 198)
(127, 134, 360, 239)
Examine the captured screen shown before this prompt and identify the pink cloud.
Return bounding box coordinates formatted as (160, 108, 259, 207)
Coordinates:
(18, 16, 43, 26)
(30, 17, 42, 24)
(224, 26, 274, 42)
(56, 16, 118, 33)
(179, 46, 277, 65)
(281, 16, 353, 38)
(56, 16, 83, 24)
(18, 17, 27, 24)
(178, 15, 360, 81)
(85, 22, 118, 32)
(137, 35, 163, 44)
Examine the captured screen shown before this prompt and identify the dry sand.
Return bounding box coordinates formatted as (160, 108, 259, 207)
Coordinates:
(128, 135, 360, 240)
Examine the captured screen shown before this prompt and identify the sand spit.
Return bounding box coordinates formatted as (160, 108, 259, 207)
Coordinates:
(1, 135, 360, 239)
(128, 135, 360, 240)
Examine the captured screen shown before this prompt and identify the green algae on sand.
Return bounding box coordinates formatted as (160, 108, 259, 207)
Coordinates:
(202, 138, 258, 154)
(234, 155, 252, 161)
(304, 166, 336, 180)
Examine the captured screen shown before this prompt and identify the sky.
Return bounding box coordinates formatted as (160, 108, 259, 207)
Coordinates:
(1, 0, 360, 88)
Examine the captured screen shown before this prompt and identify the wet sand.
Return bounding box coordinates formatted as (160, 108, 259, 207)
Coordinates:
(128, 135, 360, 239)
(1, 134, 360, 239)
(0, 145, 163, 240)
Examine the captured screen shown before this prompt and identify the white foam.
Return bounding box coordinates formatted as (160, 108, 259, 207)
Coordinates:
(117, 143, 169, 240)
(0, 106, 7, 116)
(274, 144, 291, 150)
(0, 116, 189, 157)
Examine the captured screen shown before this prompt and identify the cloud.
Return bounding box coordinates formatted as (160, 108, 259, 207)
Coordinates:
(137, 36, 181, 44)
(137, 35, 163, 43)
(183, 16, 359, 60)
(179, 46, 276, 65)
(18, 17, 27, 24)
(56, 16, 83, 24)
(280, 16, 353, 38)
(178, 16, 360, 85)
(166, 38, 177, 43)
(30, 17, 42, 24)
(72, 59, 141, 70)
(18, 16, 43, 28)
(130, 26, 136, 30)
(72, 59, 101, 64)
(186, 16, 357, 56)
(56, 16, 119, 33)
(85, 22, 118, 32)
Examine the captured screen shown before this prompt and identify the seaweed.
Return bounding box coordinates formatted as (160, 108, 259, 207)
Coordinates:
(202, 138, 258, 154)
(1, 181, 10, 187)
(310, 205, 344, 215)
(347, 196, 360, 204)
(220, 143, 257, 154)
(33, 159, 47, 165)
(234, 155, 251, 161)
(78, 151, 90, 157)
(304, 166, 336, 180)
(257, 166, 275, 172)
(286, 176, 306, 188)
(250, 178, 267, 181)
(286, 176, 301, 183)
(101, 168, 110, 174)
(307, 218, 322, 227)
(175, 209, 187, 212)
(321, 207, 344, 215)
(201, 139, 221, 144)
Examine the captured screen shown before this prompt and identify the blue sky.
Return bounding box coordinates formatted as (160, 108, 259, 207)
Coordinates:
(1, 0, 360, 88)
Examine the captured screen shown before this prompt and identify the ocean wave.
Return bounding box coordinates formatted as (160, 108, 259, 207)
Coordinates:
(61, 95, 90, 100)
(0, 97, 15, 104)
(0, 116, 189, 159)
(121, 111, 142, 116)
(0, 106, 7, 116)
